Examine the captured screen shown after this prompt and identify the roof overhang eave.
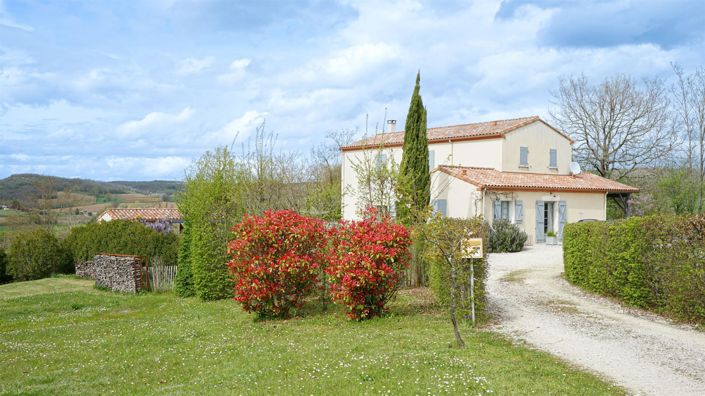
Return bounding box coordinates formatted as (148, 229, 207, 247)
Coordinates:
(340, 133, 504, 152)
(484, 186, 639, 194)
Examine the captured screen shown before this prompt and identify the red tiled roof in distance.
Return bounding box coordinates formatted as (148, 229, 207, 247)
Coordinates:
(436, 165, 639, 194)
(99, 208, 182, 222)
(341, 116, 572, 151)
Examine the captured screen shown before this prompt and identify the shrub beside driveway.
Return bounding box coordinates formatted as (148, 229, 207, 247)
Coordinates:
(563, 215, 705, 323)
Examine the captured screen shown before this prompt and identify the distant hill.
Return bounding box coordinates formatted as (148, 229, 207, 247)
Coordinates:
(0, 174, 183, 207)
(108, 180, 183, 198)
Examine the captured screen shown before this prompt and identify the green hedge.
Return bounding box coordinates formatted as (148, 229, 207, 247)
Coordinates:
(64, 220, 180, 266)
(0, 248, 12, 284)
(191, 220, 233, 301)
(7, 228, 72, 281)
(563, 216, 705, 323)
(425, 217, 489, 323)
(174, 222, 195, 297)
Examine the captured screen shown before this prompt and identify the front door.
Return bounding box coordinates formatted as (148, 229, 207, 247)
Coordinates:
(544, 202, 555, 234)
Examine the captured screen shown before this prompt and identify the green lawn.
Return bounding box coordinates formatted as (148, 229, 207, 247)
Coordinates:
(0, 278, 624, 396)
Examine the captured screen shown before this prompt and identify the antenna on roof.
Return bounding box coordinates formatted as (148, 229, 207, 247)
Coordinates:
(570, 162, 582, 176)
(382, 107, 388, 133)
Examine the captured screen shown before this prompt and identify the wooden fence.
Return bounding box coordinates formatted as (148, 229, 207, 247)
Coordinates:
(146, 265, 178, 292)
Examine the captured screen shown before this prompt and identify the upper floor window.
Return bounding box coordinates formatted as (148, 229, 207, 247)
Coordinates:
(428, 150, 435, 171)
(549, 149, 557, 168)
(519, 146, 529, 167)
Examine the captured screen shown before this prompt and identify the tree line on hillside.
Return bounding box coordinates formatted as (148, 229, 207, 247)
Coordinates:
(0, 174, 183, 209)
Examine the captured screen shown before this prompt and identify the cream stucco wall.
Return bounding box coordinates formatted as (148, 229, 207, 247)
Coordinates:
(430, 171, 482, 218)
(342, 137, 503, 220)
(482, 190, 606, 244)
(430, 170, 607, 244)
(342, 120, 583, 223)
(501, 121, 572, 174)
(341, 146, 400, 220)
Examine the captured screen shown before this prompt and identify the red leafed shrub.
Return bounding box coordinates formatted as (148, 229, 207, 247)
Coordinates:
(227, 209, 326, 318)
(326, 211, 412, 320)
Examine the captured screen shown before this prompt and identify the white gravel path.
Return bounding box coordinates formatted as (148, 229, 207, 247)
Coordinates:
(487, 244, 705, 396)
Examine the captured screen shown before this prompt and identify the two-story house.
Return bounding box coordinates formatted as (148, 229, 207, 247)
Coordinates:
(341, 116, 638, 244)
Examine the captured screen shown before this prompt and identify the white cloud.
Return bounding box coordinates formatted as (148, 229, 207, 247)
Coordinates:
(10, 153, 29, 161)
(1, 0, 704, 182)
(105, 156, 191, 178)
(203, 110, 267, 145)
(176, 56, 215, 76)
(0, 1, 34, 32)
(217, 58, 251, 84)
(117, 107, 194, 138)
(0, 18, 34, 32)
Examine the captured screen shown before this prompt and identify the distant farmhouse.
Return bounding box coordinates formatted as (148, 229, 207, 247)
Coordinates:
(97, 208, 183, 233)
(341, 116, 638, 244)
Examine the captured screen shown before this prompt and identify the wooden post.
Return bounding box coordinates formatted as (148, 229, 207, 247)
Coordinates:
(469, 259, 475, 326)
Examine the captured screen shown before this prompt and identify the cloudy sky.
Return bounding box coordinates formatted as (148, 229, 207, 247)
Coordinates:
(1, 0, 704, 181)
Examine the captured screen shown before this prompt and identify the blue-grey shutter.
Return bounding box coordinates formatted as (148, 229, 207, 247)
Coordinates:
(520, 147, 529, 166)
(493, 200, 502, 221)
(549, 149, 557, 168)
(428, 150, 435, 171)
(375, 153, 387, 168)
(535, 200, 545, 242)
(438, 199, 447, 217)
(559, 201, 567, 241)
(433, 199, 447, 217)
(515, 200, 523, 223)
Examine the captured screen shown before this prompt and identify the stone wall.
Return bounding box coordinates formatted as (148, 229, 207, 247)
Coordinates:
(93, 255, 142, 293)
(75, 261, 95, 279)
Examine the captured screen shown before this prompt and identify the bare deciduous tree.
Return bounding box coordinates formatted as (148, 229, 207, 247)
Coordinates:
(551, 74, 673, 181)
(551, 74, 673, 214)
(670, 64, 705, 212)
(347, 145, 399, 217)
(305, 130, 354, 221)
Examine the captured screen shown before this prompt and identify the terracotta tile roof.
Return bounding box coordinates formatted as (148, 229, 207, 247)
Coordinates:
(99, 208, 183, 222)
(436, 165, 639, 194)
(341, 116, 571, 151)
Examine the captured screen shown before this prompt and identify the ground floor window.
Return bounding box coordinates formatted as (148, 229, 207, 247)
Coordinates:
(501, 201, 510, 220)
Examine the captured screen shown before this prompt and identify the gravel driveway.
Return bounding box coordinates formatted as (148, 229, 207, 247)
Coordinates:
(487, 244, 705, 396)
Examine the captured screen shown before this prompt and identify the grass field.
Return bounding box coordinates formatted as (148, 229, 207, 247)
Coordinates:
(0, 278, 623, 395)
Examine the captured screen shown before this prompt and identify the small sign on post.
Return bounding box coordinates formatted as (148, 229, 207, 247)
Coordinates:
(462, 237, 483, 259)
(461, 237, 483, 327)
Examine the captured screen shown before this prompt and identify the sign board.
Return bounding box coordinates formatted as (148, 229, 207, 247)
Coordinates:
(463, 237, 483, 259)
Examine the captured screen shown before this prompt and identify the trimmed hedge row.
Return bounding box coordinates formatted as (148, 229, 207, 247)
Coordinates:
(64, 220, 180, 266)
(174, 222, 194, 297)
(563, 216, 705, 323)
(0, 248, 10, 284)
(6, 228, 72, 281)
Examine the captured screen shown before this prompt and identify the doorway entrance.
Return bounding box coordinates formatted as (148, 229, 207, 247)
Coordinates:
(544, 202, 555, 235)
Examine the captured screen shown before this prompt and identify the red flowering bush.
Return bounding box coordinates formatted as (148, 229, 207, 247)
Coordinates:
(227, 210, 326, 318)
(326, 211, 412, 320)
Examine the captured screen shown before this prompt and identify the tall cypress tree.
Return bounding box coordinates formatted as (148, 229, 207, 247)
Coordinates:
(397, 71, 430, 226)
